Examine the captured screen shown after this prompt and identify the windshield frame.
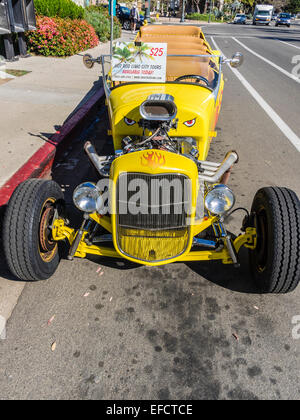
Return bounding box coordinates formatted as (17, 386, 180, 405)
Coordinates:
(100, 53, 222, 100)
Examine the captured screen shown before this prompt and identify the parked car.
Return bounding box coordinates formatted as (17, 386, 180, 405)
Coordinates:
(275, 12, 291, 27)
(233, 13, 247, 24)
(116, 5, 144, 31)
(5, 25, 300, 296)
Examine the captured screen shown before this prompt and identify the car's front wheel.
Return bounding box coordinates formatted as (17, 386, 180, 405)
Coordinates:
(123, 20, 131, 30)
(2, 179, 64, 281)
(249, 187, 300, 293)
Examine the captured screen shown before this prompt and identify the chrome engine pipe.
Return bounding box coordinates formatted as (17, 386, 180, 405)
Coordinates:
(84, 141, 110, 177)
(198, 151, 239, 183)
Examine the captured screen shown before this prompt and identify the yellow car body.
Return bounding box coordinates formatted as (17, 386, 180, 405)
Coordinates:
(108, 81, 224, 160)
(52, 25, 256, 267)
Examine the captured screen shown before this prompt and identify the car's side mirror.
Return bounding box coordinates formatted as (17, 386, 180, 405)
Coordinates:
(83, 54, 95, 69)
(83, 54, 101, 69)
(230, 52, 244, 68)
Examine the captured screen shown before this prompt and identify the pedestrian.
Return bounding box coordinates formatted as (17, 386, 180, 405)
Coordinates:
(130, 2, 140, 33)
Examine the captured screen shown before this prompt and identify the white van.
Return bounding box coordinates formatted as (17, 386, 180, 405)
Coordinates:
(253, 5, 274, 25)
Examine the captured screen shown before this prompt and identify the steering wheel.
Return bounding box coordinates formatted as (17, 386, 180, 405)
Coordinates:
(175, 75, 209, 86)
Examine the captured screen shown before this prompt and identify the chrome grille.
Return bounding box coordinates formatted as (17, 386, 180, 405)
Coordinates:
(117, 173, 191, 230)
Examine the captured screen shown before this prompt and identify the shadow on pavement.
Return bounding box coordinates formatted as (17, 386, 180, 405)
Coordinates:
(187, 246, 258, 294)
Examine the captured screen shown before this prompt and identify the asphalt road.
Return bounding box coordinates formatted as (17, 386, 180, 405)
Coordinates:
(1, 23, 300, 400)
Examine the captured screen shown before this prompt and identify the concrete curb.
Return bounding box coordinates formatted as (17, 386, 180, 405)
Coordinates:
(0, 85, 105, 339)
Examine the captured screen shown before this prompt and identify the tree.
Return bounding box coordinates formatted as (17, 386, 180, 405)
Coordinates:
(285, 0, 300, 12)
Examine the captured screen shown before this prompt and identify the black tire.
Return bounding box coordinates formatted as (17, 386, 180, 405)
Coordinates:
(123, 20, 131, 31)
(249, 187, 300, 293)
(275, 23, 278, 26)
(3, 179, 64, 281)
(287, 24, 290, 27)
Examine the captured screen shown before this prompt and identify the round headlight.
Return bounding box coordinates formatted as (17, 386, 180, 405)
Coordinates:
(204, 184, 235, 215)
(73, 182, 103, 213)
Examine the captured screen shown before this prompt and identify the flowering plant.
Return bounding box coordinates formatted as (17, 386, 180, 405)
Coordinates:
(26, 16, 99, 57)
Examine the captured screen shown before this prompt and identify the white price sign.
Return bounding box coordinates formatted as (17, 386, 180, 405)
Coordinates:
(112, 42, 167, 83)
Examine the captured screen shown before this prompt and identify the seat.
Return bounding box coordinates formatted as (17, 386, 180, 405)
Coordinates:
(137, 37, 206, 49)
(167, 46, 208, 55)
(136, 25, 215, 84)
(138, 34, 205, 45)
(140, 25, 202, 37)
(166, 57, 215, 83)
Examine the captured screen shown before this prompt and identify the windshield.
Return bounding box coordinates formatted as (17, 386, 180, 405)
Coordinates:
(101, 54, 222, 96)
(279, 13, 290, 18)
(236, 14, 245, 17)
(257, 11, 271, 16)
(121, 6, 130, 13)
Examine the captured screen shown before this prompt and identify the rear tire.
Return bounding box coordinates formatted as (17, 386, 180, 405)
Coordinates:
(3, 179, 64, 281)
(249, 187, 300, 293)
(123, 20, 131, 31)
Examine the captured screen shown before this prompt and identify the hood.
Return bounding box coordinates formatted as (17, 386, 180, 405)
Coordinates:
(108, 83, 215, 153)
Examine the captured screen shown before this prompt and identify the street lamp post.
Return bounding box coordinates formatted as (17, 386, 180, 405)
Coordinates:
(180, 0, 185, 23)
(109, 0, 116, 56)
(145, 0, 151, 21)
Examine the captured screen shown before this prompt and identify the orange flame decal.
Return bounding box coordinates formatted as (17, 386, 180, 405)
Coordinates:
(141, 151, 166, 169)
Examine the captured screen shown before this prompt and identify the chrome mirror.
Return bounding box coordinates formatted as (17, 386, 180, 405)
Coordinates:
(230, 52, 244, 68)
(83, 54, 95, 69)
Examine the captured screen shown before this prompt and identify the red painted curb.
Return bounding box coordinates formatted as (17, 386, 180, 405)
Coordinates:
(0, 86, 104, 207)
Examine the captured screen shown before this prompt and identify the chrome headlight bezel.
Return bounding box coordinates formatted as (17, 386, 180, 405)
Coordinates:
(73, 182, 103, 213)
(204, 184, 235, 216)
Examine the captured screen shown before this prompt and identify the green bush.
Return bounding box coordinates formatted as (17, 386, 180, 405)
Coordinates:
(186, 13, 222, 22)
(34, 0, 84, 20)
(84, 7, 121, 42)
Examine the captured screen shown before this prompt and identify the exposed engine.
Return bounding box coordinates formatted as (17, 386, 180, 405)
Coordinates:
(122, 93, 199, 160)
(84, 93, 238, 183)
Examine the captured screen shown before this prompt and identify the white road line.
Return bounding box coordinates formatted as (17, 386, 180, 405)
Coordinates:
(278, 39, 300, 50)
(208, 35, 255, 39)
(210, 36, 300, 153)
(232, 36, 300, 84)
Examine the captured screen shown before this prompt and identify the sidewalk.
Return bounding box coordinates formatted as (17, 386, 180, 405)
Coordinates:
(0, 38, 112, 338)
(0, 40, 111, 189)
(0, 31, 134, 339)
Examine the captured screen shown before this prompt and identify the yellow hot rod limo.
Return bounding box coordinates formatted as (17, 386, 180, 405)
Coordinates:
(3, 25, 300, 294)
